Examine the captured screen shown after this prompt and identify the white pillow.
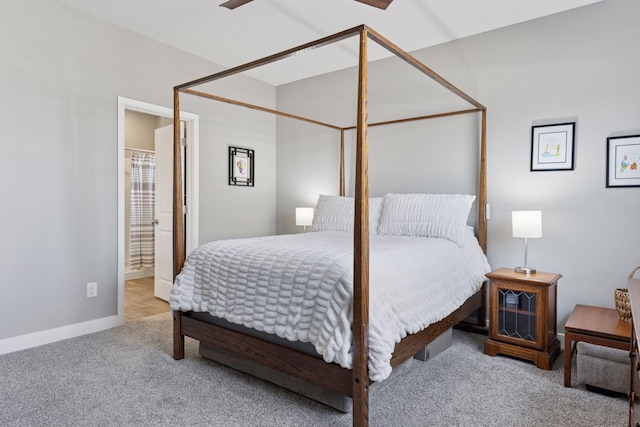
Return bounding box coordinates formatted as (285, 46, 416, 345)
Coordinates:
(311, 195, 383, 234)
(377, 193, 475, 246)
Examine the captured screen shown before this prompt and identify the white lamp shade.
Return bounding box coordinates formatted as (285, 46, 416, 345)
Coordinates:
(512, 210, 542, 238)
(296, 207, 314, 227)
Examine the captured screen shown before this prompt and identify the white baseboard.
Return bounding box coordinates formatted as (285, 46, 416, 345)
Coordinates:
(125, 269, 153, 280)
(0, 315, 122, 355)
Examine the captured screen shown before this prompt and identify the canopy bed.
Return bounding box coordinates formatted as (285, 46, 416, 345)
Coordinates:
(170, 25, 488, 427)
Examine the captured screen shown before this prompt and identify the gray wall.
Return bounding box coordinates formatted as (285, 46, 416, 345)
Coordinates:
(276, 0, 640, 330)
(0, 0, 276, 340)
(198, 85, 277, 243)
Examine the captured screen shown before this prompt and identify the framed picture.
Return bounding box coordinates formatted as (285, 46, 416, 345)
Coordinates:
(531, 122, 575, 171)
(607, 134, 640, 188)
(228, 146, 254, 187)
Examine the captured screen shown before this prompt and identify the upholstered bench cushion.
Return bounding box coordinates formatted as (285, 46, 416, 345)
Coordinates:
(576, 341, 629, 394)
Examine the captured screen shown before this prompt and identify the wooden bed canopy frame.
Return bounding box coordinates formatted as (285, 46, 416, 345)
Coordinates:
(172, 24, 487, 427)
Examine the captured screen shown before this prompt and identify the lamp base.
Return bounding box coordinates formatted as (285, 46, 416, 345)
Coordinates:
(514, 266, 536, 274)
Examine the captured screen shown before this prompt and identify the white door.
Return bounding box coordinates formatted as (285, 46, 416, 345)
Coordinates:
(154, 125, 175, 301)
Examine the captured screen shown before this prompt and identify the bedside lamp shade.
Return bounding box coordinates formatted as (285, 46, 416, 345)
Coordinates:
(512, 210, 542, 274)
(512, 210, 542, 239)
(296, 207, 314, 231)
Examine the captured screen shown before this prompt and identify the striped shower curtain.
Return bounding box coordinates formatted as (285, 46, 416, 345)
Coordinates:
(129, 152, 155, 270)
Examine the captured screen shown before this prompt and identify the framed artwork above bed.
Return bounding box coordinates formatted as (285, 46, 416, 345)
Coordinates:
(531, 122, 575, 171)
(228, 146, 254, 187)
(606, 134, 640, 188)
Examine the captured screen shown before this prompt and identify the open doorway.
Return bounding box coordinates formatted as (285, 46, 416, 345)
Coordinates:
(124, 110, 161, 283)
(117, 97, 199, 323)
(123, 111, 169, 321)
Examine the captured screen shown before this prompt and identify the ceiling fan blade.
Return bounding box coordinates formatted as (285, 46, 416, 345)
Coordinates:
(220, 0, 254, 10)
(355, 0, 393, 10)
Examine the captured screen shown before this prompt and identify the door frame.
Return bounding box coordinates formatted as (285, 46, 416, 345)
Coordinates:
(117, 96, 199, 324)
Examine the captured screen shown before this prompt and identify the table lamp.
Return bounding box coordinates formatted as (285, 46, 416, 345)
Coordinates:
(512, 210, 542, 274)
(296, 207, 314, 232)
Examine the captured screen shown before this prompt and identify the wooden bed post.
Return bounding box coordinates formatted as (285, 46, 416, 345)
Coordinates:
(173, 87, 186, 360)
(478, 108, 487, 254)
(173, 310, 185, 360)
(173, 88, 186, 277)
(475, 108, 488, 328)
(340, 130, 345, 196)
(353, 26, 370, 427)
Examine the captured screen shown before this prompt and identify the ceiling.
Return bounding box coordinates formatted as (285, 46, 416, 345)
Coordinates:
(56, 0, 603, 86)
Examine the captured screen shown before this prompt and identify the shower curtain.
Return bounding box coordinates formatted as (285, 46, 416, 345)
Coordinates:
(129, 152, 156, 270)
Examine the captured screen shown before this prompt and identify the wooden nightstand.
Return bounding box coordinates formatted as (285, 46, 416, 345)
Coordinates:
(484, 268, 561, 370)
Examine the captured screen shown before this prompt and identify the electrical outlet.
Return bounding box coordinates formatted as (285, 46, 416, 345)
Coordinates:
(87, 282, 98, 298)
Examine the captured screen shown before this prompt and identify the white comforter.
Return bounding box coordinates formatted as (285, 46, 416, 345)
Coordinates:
(170, 230, 490, 381)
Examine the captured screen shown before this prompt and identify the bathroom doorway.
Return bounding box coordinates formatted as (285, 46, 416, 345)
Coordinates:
(117, 97, 199, 323)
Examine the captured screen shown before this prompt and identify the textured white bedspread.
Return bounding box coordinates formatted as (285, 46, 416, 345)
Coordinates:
(170, 230, 490, 381)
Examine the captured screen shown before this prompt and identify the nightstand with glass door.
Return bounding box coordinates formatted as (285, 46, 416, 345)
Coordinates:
(484, 268, 561, 370)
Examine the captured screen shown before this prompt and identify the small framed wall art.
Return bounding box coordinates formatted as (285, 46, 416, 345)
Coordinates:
(228, 146, 254, 187)
(607, 134, 640, 188)
(531, 122, 575, 171)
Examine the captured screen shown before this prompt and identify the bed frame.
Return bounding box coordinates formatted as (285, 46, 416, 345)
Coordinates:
(171, 25, 487, 427)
